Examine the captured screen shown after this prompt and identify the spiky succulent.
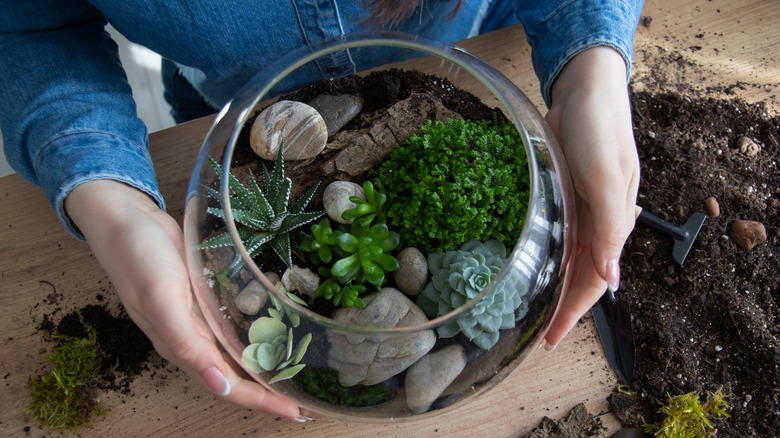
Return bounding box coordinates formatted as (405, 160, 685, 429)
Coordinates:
(416, 239, 528, 349)
(198, 148, 325, 275)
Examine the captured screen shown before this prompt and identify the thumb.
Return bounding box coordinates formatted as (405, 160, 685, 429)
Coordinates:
(588, 202, 636, 291)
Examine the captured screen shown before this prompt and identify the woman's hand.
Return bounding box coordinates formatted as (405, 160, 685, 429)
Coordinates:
(65, 179, 310, 421)
(542, 46, 640, 349)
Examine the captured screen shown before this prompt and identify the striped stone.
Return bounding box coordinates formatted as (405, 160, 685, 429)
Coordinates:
(249, 100, 328, 161)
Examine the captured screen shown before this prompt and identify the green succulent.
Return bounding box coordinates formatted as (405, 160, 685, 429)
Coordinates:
(416, 239, 529, 349)
(198, 148, 325, 275)
(301, 217, 401, 308)
(241, 317, 312, 384)
(340, 180, 387, 228)
(268, 282, 307, 328)
(331, 221, 401, 288)
(315, 278, 368, 308)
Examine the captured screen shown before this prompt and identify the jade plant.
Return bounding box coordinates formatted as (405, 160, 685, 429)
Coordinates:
(340, 181, 387, 228)
(241, 283, 312, 383)
(198, 148, 325, 275)
(374, 117, 530, 254)
(301, 182, 400, 308)
(301, 216, 400, 308)
(416, 239, 529, 349)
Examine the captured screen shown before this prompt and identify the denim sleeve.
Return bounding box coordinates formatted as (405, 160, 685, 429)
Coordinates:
(514, 0, 644, 108)
(0, 2, 164, 239)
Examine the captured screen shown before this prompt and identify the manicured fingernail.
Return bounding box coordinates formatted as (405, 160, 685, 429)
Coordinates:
(202, 366, 231, 396)
(544, 341, 558, 352)
(606, 259, 620, 292)
(290, 415, 313, 423)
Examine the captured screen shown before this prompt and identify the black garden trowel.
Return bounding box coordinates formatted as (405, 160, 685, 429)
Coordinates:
(591, 206, 706, 384)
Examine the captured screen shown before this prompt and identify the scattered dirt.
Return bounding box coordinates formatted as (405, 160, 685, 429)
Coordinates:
(612, 80, 780, 435)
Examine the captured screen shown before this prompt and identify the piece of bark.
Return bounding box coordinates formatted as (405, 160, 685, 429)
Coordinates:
(525, 403, 603, 438)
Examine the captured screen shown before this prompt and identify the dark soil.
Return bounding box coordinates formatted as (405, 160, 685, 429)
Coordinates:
(612, 91, 780, 436)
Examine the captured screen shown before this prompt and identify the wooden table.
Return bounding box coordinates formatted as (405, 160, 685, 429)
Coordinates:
(1, 1, 777, 436)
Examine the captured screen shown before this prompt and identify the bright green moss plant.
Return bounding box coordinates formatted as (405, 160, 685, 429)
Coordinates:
(27, 317, 114, 431)
(198, 148, 325, 275)
(375, 117, 530, 254)
(643, 387, 730, 438)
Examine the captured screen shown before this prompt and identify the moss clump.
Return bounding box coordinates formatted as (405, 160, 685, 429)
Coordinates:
(293, 367, 396, 407)
(27, 316, 114, 431)
(375, 117, 530, 254)
(643, 387, 730, 438)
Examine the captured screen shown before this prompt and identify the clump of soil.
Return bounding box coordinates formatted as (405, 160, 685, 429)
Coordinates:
(613, 90, 779, 436)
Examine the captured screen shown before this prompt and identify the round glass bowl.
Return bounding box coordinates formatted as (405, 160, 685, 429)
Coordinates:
(183, 32, 575, 423)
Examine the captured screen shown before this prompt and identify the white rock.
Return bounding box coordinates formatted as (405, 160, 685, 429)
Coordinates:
(281, 265, 320, 299)
(235, 280, 269, 315)
(322, 180, 365, 224)
(249, 100, 328, 161)
(394, 247, 429, 296)
(405, 344, 467, 414)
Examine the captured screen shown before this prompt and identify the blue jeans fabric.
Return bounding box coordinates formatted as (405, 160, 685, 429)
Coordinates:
(0, 0, 643, 238)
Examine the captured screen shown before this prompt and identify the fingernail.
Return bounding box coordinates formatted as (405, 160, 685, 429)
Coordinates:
(290, 415, 314, 423)
(202, 366, 231, 396)
(606, 259, 620, 292)
(544, 341, 558, 352)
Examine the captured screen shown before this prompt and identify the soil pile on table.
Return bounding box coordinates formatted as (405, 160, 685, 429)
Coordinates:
(614, 91, 779, 436)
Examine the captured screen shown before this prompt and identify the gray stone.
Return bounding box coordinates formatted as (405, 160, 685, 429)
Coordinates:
(327, 288, 436, 386)
(249, 100, 328, 161)
(322, 180, 365, 224)
(235, 280, 269, 315)
(394, 247, 429, 296)
(405, 344, 466, 414)
(308, 94, 363, 138)
(281, 265, 320, 299)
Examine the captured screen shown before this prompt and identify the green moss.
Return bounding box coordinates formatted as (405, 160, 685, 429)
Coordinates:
(375, 117, 530, 254)
(27, 316, 113, 431)
(643, 387, 730, 438)
(293, 367, 396, 407)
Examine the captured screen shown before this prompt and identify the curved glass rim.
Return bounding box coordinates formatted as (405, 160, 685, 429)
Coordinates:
(217, 31, 543, 336)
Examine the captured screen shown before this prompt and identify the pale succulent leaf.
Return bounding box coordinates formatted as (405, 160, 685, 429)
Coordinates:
(256, 343, 280, 371)
(269, 364, 306, 384)
(241, 344, 262, 374)
(248, 317, 287, 344)
(291, 333, 312, 365)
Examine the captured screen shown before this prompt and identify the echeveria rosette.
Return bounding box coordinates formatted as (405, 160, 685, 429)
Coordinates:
(417, 239, 529, 349)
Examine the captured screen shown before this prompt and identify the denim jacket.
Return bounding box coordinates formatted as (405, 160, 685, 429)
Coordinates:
(0, 0, 642, 238)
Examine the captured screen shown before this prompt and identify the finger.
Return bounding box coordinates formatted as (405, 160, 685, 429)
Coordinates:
(543, 248, 606, 348)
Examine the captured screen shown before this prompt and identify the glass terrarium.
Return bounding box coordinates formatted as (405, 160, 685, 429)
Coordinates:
(183, 32, 576, 423)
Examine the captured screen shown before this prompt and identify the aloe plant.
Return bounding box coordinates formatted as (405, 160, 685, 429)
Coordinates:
(198, 148, 325, 275)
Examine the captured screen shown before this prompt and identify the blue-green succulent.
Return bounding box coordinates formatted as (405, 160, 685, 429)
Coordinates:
(416, 239, 529, 349)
